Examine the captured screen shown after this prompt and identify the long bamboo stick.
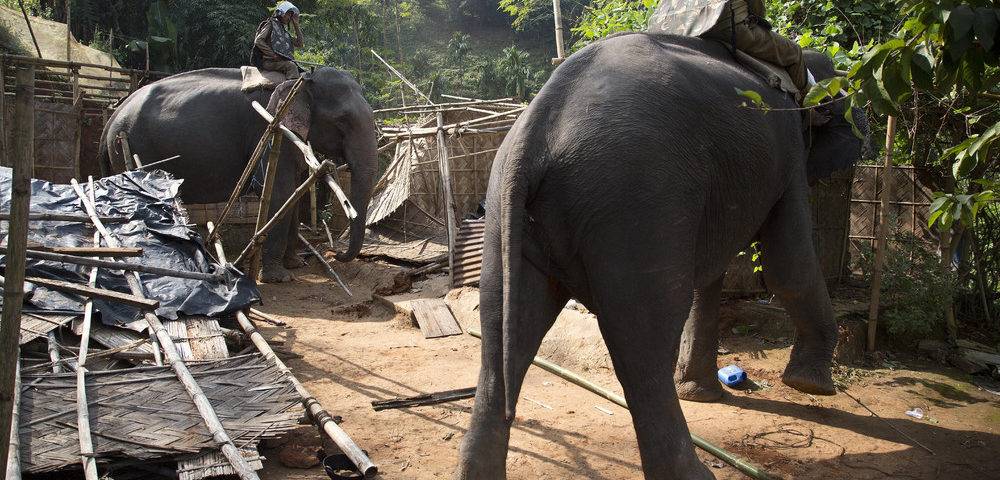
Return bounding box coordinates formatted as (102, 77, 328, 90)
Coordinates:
(249, 102, 356, 220)
(436, 111, 457, 286)
(249, 134, 284, 281)
(233, 162, 334, 266)
(0, 66, 34, 477)
(5, 359, 20, 480)
(867, 116, 896, 352)
(76, 204, 100, 479)
(207, 223, 375, 477)
(0, 246, 224, 282)
(69, 180, 261, 480)
(466, 329, 775, 480)
(208, 77, 305, 243)
(47, 332, 62, 373)
(0, 212, 126, 223)
(371, 49, 431, 104)
(296, 232, 352, 296)
(0, 53, 170, 78)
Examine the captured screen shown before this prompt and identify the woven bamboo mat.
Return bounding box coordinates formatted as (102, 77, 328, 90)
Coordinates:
(18, 354, 302, 473)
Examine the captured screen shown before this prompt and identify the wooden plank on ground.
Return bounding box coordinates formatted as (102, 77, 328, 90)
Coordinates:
(409, 298, 462, 339)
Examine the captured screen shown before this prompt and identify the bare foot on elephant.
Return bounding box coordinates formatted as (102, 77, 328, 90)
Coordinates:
(676, 379, 723, 402)
(782, 362, 836, 395)
(260, 263, 296, 283)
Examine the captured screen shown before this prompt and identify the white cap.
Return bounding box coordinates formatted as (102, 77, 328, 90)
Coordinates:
(276, 2, 299, 16)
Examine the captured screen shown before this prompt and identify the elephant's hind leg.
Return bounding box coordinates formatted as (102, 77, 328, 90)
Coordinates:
(590, 255, 712, 479)
(675, 275, 724, 402)
(455, 241, 569, 479)
(759, 189, 837, 395)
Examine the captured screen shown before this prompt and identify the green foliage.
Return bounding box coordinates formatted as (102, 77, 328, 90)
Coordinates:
(859, 232, 959, 343)
(572, 0, 658, 47)
(447, 32, 470, 62)
(477, 45, 541, 100)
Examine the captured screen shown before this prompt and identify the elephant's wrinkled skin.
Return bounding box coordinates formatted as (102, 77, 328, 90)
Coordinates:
(100, 67, 376, 282)
(457, 33, 866, 479)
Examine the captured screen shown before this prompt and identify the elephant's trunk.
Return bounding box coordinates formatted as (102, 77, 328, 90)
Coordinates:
(335, 108, 377, 263)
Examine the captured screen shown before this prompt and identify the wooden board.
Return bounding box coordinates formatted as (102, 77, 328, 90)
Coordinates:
(409, 298, 462, 339)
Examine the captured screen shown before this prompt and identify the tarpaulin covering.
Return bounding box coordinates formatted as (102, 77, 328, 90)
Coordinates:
(0, 167, 260, 330)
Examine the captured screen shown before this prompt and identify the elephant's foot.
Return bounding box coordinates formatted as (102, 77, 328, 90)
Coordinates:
(676, 378, 723, 403)
(455, 420, 510, 479)
(260, 263, 296, 283)
(782, 360, 836, 395)
(283, 253, 308, 270)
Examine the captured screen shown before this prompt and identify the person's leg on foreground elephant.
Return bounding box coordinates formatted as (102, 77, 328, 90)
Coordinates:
(759, 187, 837, 394)
(704, 19, 807, 92)
(262, 59, 300, 79)
(675, 275, 725, 402)
(455, 226, 569, 478)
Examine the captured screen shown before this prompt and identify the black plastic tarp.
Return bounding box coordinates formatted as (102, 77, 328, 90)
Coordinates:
(0, 167, 260, 330)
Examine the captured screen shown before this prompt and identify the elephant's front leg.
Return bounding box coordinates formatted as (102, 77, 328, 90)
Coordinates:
(675, 275, 724, 402)
(260, 164, 299, 283)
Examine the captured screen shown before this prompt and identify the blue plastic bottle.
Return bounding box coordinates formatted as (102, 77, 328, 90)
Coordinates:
(717, 365, 747, 387)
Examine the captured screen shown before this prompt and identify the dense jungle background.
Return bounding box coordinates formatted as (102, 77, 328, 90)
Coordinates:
(2, 0, 998, 350)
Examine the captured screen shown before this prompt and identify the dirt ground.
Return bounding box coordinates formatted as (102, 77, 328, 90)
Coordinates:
(256, 257, 1000, 479)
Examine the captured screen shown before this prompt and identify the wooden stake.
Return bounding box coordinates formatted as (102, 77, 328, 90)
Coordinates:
(249, 134, 284, 280)
(0, 65, 33, 479)
(68, 180, 261, 480)
(47, 332, 62, 373)
(76, 185, 100, 480)
(296, 232, 352, 296)
(117, 131, 133, 171)
(309, 184, 318, 230)
(207, 226, 375, 477)
(867, 116, 896, 352)
(436, 112, 457, 287)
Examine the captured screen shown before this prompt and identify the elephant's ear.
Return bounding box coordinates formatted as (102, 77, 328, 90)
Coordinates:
(267, 77, 312, 140)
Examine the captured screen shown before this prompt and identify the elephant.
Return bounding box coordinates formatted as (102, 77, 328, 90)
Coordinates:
(99, 67, 377, 282)
(457, 33, 866, 479)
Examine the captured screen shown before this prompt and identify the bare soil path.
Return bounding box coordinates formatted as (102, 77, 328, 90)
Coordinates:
(260, 260, 1000, 479)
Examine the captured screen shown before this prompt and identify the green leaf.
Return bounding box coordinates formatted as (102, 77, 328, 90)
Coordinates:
(803, 77, 844, 107)
(948, 6, 976, 42)
(844, 105, 864, 140)
(953, 152, 977, 178)
(974, 7, 999, 51)
(735, 88, 769, 110)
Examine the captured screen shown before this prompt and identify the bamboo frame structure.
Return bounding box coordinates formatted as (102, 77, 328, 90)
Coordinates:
(207, 77, 305, 243)
(68, 180, 262, 480)
(435, 111, 457, 285)
(206, 223, 375, 477)
(0, 66, 34, 476)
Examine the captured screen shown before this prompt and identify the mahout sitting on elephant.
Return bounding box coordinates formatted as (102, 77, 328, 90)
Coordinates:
(100, 66, 377, 283)
(455, 32, 866, 479)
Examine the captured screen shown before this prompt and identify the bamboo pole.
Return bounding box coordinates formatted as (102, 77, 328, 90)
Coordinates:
(296, 232, 352, 296)
(47, 332, 62, 373)
(466, 329, 775, 480)
(68, 180, 261, 480)
(75, 182, 100, 480)
(206, 224, 375, 476)
(436, 112, 457, 286)
(233, 162, 333, 266)
(117, 131, 133, 171)
(5, 360, 20, 480)
(249, 133, 284, 280)
(0, 212, 126, 222)
(0, 57, 6, 168)
(551, 0, 566, 64)
(249, 103, 356, 220)
(0, 54, 170, 78)
(370, 49, 431, 104)
(0, 66, 33, 477)
(867, 116, 896, 352)
(207, 77, 305, 242)
(309, 185, 318, 230)
(65, 0, 71, 62)
(16, 1, 42, 58)
(0, 247, 223, 281)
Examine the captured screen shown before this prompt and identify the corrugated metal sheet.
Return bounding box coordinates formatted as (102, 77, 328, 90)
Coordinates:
(452, 219, 485, 287)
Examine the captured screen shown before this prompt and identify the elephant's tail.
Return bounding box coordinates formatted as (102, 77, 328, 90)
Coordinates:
(500, 146, 532, 423)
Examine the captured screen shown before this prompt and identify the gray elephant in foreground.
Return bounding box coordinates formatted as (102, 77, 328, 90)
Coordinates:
(457, 33, 866, 479)
(100, 67, 377, 282)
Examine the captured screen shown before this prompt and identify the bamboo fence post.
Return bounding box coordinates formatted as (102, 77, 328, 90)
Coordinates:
(234, 162, 333, 265)
(5, 360, 20, 480)
(117, 131, 133, 171)
(0, 57, 6, 168)
(551, 0, 566, 64)
(206, 223, 375, 476)
(75, 183, 100, 480)
(208, 77, 305, 242)
(0, 66, 34, 477)
(47, 332, 62, 373)
(65, 0, 71, 62)
(249, 134, 284, 280)
(68, 180, 261, 480)
(309, 184, 318, 230)
(435, 112, 457, 286)
(867, 116, 896, 352)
